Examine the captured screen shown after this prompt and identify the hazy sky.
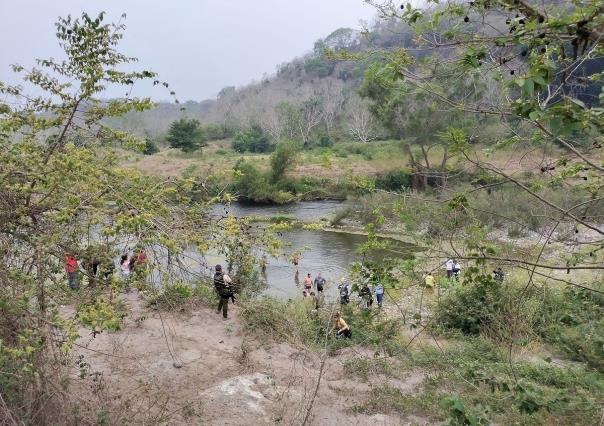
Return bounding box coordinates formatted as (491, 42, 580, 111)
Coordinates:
(0, 0, 376, 101)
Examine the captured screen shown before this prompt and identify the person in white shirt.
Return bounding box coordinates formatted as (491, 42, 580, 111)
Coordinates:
(445, 258, 454, 278)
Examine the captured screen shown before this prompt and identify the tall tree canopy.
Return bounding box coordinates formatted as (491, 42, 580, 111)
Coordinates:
(166, 118, 207, 152)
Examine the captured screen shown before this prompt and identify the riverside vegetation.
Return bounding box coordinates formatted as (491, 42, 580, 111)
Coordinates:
(1, 1, 604, 425)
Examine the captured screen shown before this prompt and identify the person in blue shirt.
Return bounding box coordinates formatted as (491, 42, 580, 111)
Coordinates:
(374, 283, 384, 308)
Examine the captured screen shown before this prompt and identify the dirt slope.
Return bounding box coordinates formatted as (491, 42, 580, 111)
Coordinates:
(70, 291, 427, 425)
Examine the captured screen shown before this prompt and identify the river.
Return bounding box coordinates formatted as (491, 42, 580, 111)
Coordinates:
(205, 201, 418, 299)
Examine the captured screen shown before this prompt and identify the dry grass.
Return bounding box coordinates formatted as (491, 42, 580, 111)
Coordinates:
(120, 139, 570, 182)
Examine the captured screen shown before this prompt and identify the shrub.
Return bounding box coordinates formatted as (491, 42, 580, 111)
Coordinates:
(375, 169, 411, 191)
(303, 57, 334, 77)
(534, 287, 604, 371)
(143, 137, 159, 155)
(435, 269, 507, 336)
(232, 125, 271, 153)
(308, 133, 334, 148)
(200, 122, 232, 141)
(148, 281, 193, 310)
(232, 160, 295, 203)
(78, 299, 125, 332)
(240, 297, 324, 346)
(166, 118, 207, 152)
(270, 140, 299, 182)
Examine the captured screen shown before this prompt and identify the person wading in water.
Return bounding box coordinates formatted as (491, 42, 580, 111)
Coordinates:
(213, 264, 233, 320)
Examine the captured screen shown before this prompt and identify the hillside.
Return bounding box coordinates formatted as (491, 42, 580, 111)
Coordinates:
(106, 21, 417, 142)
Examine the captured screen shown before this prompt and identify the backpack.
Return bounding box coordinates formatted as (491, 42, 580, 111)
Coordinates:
(214, 272, 230, 297)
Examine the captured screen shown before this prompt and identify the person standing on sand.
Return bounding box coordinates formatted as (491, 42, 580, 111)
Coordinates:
(338, 278, 350, 305)
(453, 260, 461, 280)
(445, 258, 454, 278)
(120, 253, 131, 279)
(359, 282, 373, 309)
(374, 282, 384, 308)
(424, 271, 435, 292)
(65, 253, 79, 290)
(214, 264, 233, 319)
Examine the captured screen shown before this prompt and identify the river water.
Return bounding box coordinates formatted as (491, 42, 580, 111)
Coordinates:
(205, 201, 418, 299)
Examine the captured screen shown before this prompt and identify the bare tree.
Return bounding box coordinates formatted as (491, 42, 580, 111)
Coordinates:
(317, 78, 346, 137)
(346, 94, 377, 143)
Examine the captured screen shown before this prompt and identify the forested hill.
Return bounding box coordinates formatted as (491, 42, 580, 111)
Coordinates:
(105, 21, 415, 141)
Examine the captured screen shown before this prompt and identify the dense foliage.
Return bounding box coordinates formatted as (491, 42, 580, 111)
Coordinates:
(232, 124, 272, 153)
(166, 118, 207, 152)
(0, 13, 276, 423)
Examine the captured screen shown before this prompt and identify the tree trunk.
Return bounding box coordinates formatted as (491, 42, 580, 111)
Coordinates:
(440, 145, 449, 191)
(404, 142, 425, 191)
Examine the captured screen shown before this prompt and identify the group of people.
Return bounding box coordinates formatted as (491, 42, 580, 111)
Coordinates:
(445, 258, 462, 279)
(337, 278, 385, 308)
(119, 250, 147, 279)
(64, 248, 147, 290)
(420, 259, 505, 292)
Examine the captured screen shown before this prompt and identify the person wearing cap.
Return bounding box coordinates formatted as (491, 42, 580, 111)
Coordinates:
(213, 264, 233, 319)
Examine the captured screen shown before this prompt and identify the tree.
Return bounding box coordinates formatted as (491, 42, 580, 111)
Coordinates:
(166, 118, 206, 152)
(143, 136, 160, 155)
(360, 59, 485, 190)
(270, 140, 299, 182)
(232, 125, 272, 153)
(360, 0, 604, 333)
(317, 78, 346, 137)
(276, 101, 305, 141)
(0, 13, 223, 423)
(346, 94, 378, 143)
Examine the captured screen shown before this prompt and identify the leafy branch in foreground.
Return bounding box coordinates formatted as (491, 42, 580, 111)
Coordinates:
(0, 12, 232, 424)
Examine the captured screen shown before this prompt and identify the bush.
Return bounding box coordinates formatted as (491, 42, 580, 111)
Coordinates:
(148, 281, 194, 310)
(240, 297, 323, 346)
(166, 118, 207, 152)
(375, 169, 411, 191)
(232, 125, 272, 153)
(143, 137, 159, 155)
(78, 299, 125, 331)
(534, 287, 604, 371)
(308, 133, 333, 148)
(270, 140, 299, 182)
(200, 123, 232, 141)
(435, 269, 507, 336)
(303, 57, 334, 77)
(232, 160, 295, 204)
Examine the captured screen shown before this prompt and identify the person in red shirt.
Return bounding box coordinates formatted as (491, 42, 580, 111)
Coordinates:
(135, 250, 147, 265)
(65, 254, 79, 290)
(130, 249, 147, 273)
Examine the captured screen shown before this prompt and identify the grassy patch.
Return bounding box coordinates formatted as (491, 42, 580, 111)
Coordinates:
(353, 384, 445, 421)
(343, 356, 394, 380)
